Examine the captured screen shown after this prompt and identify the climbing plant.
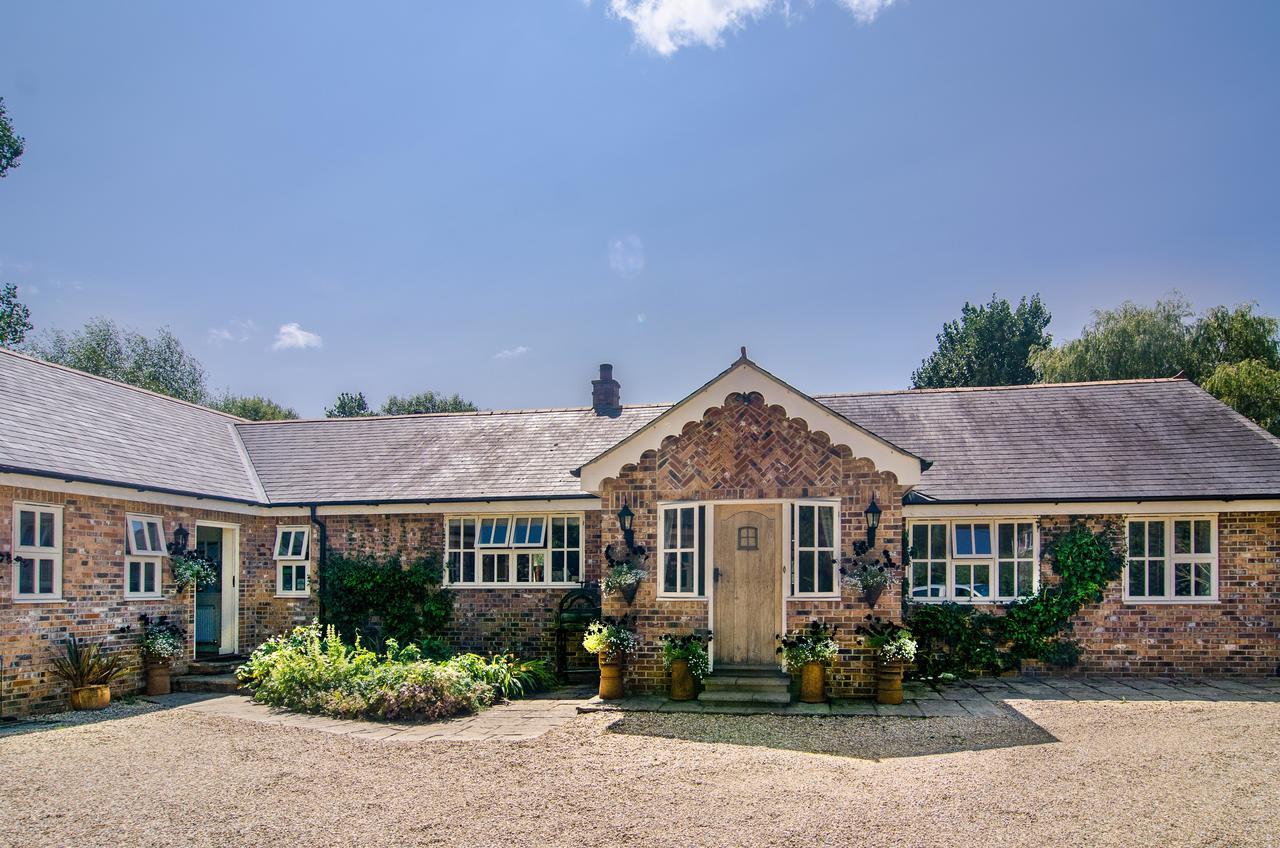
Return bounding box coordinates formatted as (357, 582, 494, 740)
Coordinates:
(907, 521, 1124, 678)
(318, 550, 453, 649)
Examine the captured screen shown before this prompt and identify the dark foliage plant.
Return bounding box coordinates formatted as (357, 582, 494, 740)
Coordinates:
(907, 523, 1123, 678)
(50, 635, 129, 689)
(318, 550, 453, 648)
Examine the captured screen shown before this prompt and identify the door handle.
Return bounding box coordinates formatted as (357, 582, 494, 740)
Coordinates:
(714, 567, 722, 583)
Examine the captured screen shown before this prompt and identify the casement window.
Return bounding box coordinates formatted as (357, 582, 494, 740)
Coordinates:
(791, 502, 838, 597)
(1125, 516, 1217, 602)
(908, 519, 1039, 603)
(274, 526, 311, 597)
(12, 502, 63, 601)
(123, 513, 166, 599)
(659, 505, 705, 597)
(447, 515, 582, 586)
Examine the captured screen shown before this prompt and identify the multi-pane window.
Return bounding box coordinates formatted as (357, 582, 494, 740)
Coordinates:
(908, 520, 1038, 602)
(447, 515, 582, 586)
(660, 505, 703, 596)
(792, 502, 837, 596)
(274, 526, 310, 597)
(1126, 517, 1217, 601)
(124, 514, 166, 599)
(13, 503, 62, 601)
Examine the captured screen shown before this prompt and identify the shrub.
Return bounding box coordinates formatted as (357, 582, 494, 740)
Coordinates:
(50, 636, 129, 689)
(854, 614, 918, 663)
(776, 620, 840, 670)
(236, 623, 552, 722)
(319, 550, 453, 647)
(139, 614, 186, 663)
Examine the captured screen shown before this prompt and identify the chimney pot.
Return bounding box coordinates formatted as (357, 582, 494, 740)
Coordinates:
(592, 363, 621, 415)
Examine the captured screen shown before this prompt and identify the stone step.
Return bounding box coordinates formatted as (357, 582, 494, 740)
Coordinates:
(188, 658, 245, 676)
(173, 673, 243, 694)
(701, 675, 791, 692)
(713, 664, 786, 678)
(698, 688, 792, 706)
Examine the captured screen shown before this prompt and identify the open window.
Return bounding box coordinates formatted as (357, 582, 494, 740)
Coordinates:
(126, 514, 166, 556)
(274, 526, 311, 598)
(446, 515, 582, 586)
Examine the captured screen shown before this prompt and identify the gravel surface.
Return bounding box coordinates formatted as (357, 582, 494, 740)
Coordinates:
(0, 698, 162, 737)
(1, 698, 1276, 848)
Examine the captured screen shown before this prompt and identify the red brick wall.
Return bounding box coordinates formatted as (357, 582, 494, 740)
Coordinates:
(597, 392, 912, 697)
(0, 485, 316, 716)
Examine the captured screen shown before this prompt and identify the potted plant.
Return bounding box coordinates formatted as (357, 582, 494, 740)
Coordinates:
(658, 631, 712, 701)
(582, 619, 640, 700)
(139, 614, 186, 695)
(170, 550, 217, 592)
(856, 614, 918, 705)
(841, 542, 895, 609)
(776, 620, 840, 703)
(602, 542, 647, 604)
(50, 635, 128, 710)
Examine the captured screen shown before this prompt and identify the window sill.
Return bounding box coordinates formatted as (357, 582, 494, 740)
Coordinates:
(11, 596, 64, 604)
(656, 594, 707, 601)
(125, 594, 164, 601)
(908, 597, 1025, 605)
(274, 558, 309, 564)
(1122, 598, 1220, 605)
(276, 592, 311, 599)
(787, 594, 842, 602)
(445, 582, 583, 590)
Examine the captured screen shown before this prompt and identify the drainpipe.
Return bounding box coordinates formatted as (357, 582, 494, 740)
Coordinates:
(309, 505, 329, 625)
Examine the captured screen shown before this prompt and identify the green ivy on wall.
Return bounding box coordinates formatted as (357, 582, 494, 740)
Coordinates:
(318, 550, 453, 651)
(907, 521, 1124, 678)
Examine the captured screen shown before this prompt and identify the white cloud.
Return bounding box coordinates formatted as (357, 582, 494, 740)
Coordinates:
(272, 322, 323, 351)
(207, 318, 256, 347)
(636, 312, 647, 323)
(601, 0, 898, 55)
(608, 234, 646, 277)
(493, 345, 531, 360)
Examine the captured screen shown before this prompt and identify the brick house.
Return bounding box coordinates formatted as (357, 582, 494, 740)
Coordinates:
(1, 348, 1277, 715)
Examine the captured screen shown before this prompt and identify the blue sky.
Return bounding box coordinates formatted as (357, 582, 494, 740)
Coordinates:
(1, 1, 1278, 416)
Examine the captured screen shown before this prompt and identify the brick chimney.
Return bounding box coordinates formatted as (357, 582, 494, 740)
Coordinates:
(592, 363, 621, 415)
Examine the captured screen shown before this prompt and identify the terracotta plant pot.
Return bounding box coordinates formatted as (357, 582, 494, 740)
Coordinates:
(70, 684, 111, 711)
(669, 659, 696, 701)
(799, 661, 825, 703)
(876, 660, 904, 705)
(598, 655, 624, 700)
(145, 661, 172, 696)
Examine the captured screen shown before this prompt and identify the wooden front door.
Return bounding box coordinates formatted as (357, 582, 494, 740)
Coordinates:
(714, 504, 782, 666)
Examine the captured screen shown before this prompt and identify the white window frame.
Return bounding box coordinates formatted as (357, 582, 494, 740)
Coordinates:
(445, 514, 582, 588)
(1124, 515, 1218, 604)
(274, 526, 311, 598)
(789, 500, 840, 599)
(658, 504, 704, 598)
(510, 515, 546, 548)
(951, 521, 994, 558)
(907, 518, 1040, 604)
(125, 513, 167, 556)
(125, 557, 163, 599)
(12, 502, 64, 602)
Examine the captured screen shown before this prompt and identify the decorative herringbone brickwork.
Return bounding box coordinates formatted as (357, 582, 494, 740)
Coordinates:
(599, 393, 913, 698)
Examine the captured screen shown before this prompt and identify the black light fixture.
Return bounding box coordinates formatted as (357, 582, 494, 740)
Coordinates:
(864, 495, 882, 547)
(171, 523, 190, 555)
(617, 503, 636, 550)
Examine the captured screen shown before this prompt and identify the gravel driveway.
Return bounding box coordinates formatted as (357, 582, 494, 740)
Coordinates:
(1, 697, 1275, 848)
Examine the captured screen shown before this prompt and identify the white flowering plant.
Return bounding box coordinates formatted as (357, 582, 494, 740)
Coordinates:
(582, 619, 640, 662)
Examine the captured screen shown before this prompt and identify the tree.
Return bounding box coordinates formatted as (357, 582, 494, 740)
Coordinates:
(211, 393, 299, 421)
(1188, 303, 1280, 382)
(325, 391, 373, 418)
(26, 317, 208, 403)
(0, 98, 23, 178)
(911, 294, 1052, 388)
(1201, 359, 1280, 436)
(381, 391, 476, 415)
(0, 283, 33, 347)
(1030, 297, 1194, 383)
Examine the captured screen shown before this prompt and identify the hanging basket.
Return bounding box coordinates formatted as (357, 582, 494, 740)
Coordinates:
(862, 584, 885, 609)
(620, 582, 640, 605)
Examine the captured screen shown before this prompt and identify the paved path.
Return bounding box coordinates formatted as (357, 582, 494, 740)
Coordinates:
(581, 675, 1280, 717)
(150, 687, 594, 742)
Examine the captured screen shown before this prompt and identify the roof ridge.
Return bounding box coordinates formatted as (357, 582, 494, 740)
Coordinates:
(234, 401, 675, 425)
(815, 377, 1188, 398)
(0, 346, 250, 422)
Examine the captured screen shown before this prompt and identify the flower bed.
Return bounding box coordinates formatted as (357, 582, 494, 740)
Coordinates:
(236, 623, 555, 722)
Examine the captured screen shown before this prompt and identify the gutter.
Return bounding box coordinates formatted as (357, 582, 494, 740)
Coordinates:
(309, 505, 329, 625)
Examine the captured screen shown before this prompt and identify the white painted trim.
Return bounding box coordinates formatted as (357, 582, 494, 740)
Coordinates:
(904, 499, 1280, 518)
(0, 472, 280, 515)
(1123, 515, 1219, 603)
(579, 361, 923, 492)
(12, 501, 63, 602)
(656, 503, 704, 599)
(443, 513, 585, 588)
(787, 498, 842, 600)
(273, 526, 311, 561)
(313, 499, 600, 516)
(124, 557, 163, 599)
(125, 513, 167, 556)
(905, 518, 1041, 604)
(196, 521, 240, 655)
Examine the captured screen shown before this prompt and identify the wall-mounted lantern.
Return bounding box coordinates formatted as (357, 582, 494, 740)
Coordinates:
(170, 523, 190, 556)
(617, 503, 635, 551)
(864, 495, 882, 547)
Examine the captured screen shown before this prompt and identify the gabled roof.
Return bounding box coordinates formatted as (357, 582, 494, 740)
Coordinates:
(0, 348, 265, 503)
(576, 353, 927, 492)
(236, 405, 666, 505)
(818, 378, 1280, 503)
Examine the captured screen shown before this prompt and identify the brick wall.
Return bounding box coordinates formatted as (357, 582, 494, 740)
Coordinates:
(0, 485, 316, 716)
(598, 392, 912, 697)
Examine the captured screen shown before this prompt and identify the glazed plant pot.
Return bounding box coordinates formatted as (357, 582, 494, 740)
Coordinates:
(70, 684, 111, 711)
(144, 661, 172, 696)
(669, 659, 696, 701)
(876, 660, 904, 705)
(598, 655, 624, 700)
(799, 661, 826, 704)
